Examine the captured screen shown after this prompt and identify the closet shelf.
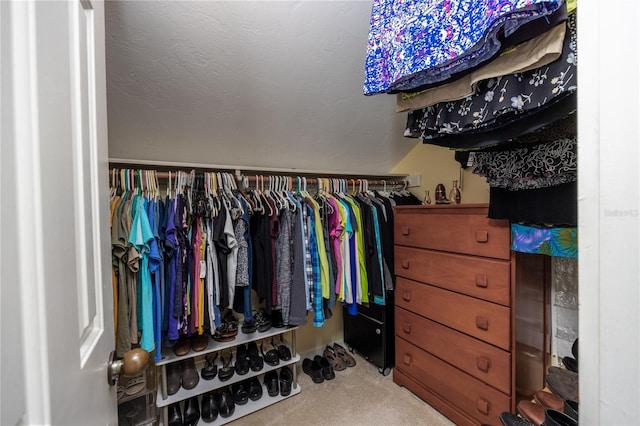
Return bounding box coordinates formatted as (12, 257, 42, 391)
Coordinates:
(156, 326, 299, 366)
(183, 384, 301, 426)
(156, 353, 301, 407)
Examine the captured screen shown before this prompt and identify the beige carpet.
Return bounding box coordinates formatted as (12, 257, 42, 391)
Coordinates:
(229, 351, 455, 426)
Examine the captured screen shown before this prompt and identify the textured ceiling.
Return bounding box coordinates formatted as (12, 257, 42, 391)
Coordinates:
(104, 1, 418, 174)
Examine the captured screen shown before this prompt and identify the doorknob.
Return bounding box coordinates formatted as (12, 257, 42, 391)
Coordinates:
(107, 348, 149, 386)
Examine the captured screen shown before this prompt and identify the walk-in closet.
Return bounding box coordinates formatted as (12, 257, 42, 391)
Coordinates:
(2, 1, 638, 426)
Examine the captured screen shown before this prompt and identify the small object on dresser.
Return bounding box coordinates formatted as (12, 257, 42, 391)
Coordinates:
(435, 183, 450, 204)
(422, 190, 432, 205)
(450, 180, 461, 204)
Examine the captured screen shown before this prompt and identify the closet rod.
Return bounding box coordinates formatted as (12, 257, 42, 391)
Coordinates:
(108, 158, 406, 181)
(110, 168, 407, 188)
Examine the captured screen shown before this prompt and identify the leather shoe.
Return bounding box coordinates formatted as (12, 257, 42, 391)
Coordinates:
(546, 368, 578, 402)
(517, 400, 544, 426)
(181, 358, 200, 390)
(217, 387, 235, 418)
(183, 396, 200, 426)
(279, 366, 293, 396)
(172, 338, 191, 356)
(263, 370, 279, 397)
(201, 353, 218, 380)
(562, 356, 578, 373)
(564, 400, 579, 421)
(314, 355, 335, 381)
(191, 334, 209, 352)
(166, 362, 182, 396)
(247, 376, 263, 401)
(533, 390, 564, 411)
(200, 391, 218, 423)
(167, 402, 182, 426)
(231, 380, 249, 405)
(499, 412, 534, 426)
(544, 408, 577, 426)
(302, 357, 324, 384)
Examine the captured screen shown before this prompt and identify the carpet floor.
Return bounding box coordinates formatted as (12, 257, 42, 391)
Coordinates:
(229, 350, 455, 426)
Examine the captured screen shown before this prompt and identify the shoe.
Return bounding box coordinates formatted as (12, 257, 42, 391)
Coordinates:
(124, 372, 146, 396)
(217, 387, 236, 418)
(564, 400, 579, 422)
(241, 319, 257, 334)
(231, 380, 249, 405)
(517, 400, 544, 426)
(247, 376, 263, 401)
(247, 340, 264, 372)
(201, 353, 218, 380)
(562, 356, 578, 373)
(183, 396, 200, 426)
(271, 309, 285, 328)
(263, 370, 279, 397)
(172, 337, 192, 356)
(261, 340, 280, 366)
(302, 357, 324, 384)
(323, 345, 346, 371)
(191, 334, 209, 352)
(546, 368, 578, 402)
(201, 391, 218, 423)
(333, 343, 356, 367)
(181, 358, 200, 390)
(314, 355, 335, 381)
(254, 309, 272, 333)
(279, 366, 293, 396)
(234, 344, 250, 375)
(571, 338, 578, 362)
(166, 362, 182, 395)
(218, 350, 235, 382)
(533, 390, 564, 411)
(544, 409, 578, 426)
(499, 412, 534, 426)
(273, 336, 292, 361)
(167, 402, 183, 426)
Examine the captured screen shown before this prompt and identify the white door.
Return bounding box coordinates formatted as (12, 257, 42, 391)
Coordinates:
(1, 0, 117, 424)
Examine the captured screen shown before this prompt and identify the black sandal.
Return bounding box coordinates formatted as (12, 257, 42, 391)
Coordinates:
(260, 340, 280, 366)
(218, 350, 235, 382)
(201, 353, 218, 380)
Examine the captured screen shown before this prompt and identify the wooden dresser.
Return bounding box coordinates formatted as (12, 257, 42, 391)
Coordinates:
(393, 204, 525, 426)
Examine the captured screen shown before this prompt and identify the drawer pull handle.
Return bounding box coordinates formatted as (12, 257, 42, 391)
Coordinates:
(475, 274, 488, 288)
(476, 398, 490, 415)
(401, 259, 410, 269)
(477, 356, 491, 372)
(402, 291, 411, 302)
(401, 226, 410, 236)
(403, 354, 412, 366)
(476, 316, 489, 330)
(403, 322, 412, 334)
(476, 230, 489, 243)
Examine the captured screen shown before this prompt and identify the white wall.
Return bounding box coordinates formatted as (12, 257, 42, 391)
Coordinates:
(578, 2, 640, 424)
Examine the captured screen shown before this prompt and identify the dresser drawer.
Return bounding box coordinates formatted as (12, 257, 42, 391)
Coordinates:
(394, 212, 510, 260)
(395, 245, 511, 306)
(396, 338, 511, 425)
(396, 307, 511, 394)
(396, 277, 511, 350)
